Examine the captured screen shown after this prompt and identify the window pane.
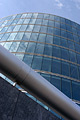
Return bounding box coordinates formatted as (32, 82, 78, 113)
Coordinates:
(66, 19, 71, 25)
(47, 27, 54, 34)
(14, 32, 24, 40)
(6, 20, 13, 26)
(23, 54, 33, 66)
(72, 27, 77, 35)
(75, 43, 80, 53)
(19, 25, 27, 31)
(53, 36, 60, 45)
(22, 32, 31, 41)
(54, 22, 60, 28)
(32, 13, 38, 18)
(61, 38, 68, 47)
(72, 22, 77, 28)
(26, 13, 32, 18)
(69, 51, 76, 63)
(43, 14, 49, 19)
(42, 19, 48, 26)
(38, 34, 46, 42)
(26, 42, 36, 53)
(44, 44, 52, 56)
(33, 25, 40, 32)
(4, 42, 12, 50)
(1, 33, 10, 41)
(17, 42, 28, 52)
(61, 48, 69, 60)
(42, 57, 51, 72)
(68, 40, 74, 50)
(61, 61, 70, 76)
(35, 19, 42, 24)
(35, 43, 44, 54)
(67, 32, 73, 40)
(7, 33, 17, 40)
(60, 17, 65, 23)
(40, 26, 47, 33)
(13, 25, 21, 31)
(51, 76, 61, 90)
(23, 19, 30, 24)
(66, 25, 72, 32)
(29, 19, 36, 24)
(26, 25, 34, 31)
(17, 19, 24, 24)
(11, 15, 16, 19)
(1, 27, 8, 33)
(62, 78, 71, 98)
(37, 13, 43, 18)
(73, 34, 79, 43)
(21, 14, 27, 18)
(15, 14, 22, 19)
(12, 19, 19, 25)
(7, 26, 15, 32)
(54, 16, 60, 22)
(78, 66, 80, 79)
(72, 81, 80, 101)
(10, 42, 20, 52)
(70, 64, 79, 79)
(54, 28, 60, 36)
(48, 20, 54, 27)
(61, 30, 67, 38)
(52, 59, 61, 74)
(30, 33, 38, 41)
(32, 56, 42, 70)
(49, 15, 54, 20)
(46, 34, 53, 44)
(77, 54, 80, 64)
(1, 21, 8, 27)
(61, 23, 66, 30)
(52, 46, 61, 58)
(77, 30, 80, 36)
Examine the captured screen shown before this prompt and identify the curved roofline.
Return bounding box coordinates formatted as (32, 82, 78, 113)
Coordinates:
(0, 12, 80, 25)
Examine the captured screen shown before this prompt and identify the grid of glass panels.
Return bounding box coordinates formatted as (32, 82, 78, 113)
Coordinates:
(0, 13, 80, 105)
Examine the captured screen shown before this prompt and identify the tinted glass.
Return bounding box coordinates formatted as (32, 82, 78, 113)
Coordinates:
(72, 81, 80, 101)
(51, 76, 61, 90)
(32, 56, 42, 70)
(61, 61, 70, 76)
(61, 48, 69, 60)
(52, 59, 61, 74)
(35, 43, 44, 54)
(17, 42, 28, 52)
(52, 46, 61, 58)
(42, 57, 51, 72)
(44, 44, 52, 56)
(62, 78, 71, 98)
(26, 42, 36, 53)
(70, 64, 79, 79)
(23, 54, 33, 66)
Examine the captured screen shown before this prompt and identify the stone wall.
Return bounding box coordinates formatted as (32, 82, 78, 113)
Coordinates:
(0, 77, 60, 120)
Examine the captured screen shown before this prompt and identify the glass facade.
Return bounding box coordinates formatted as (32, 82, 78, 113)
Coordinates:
(0, 13, 80, 115)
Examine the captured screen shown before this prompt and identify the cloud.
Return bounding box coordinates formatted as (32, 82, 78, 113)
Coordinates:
(55, 0, 63, 9)
(71, 0, 80, 9)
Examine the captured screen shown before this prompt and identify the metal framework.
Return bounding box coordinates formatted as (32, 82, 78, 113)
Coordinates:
(0, 44, 80, 120)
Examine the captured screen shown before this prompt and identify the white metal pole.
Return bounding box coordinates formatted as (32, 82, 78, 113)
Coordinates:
(0, 44, 80, 120)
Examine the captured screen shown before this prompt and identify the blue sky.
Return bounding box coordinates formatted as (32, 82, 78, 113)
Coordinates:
(0, 0, 80, 24)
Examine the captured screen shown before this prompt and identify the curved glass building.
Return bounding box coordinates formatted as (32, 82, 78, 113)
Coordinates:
(0, 13, 80, 110)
